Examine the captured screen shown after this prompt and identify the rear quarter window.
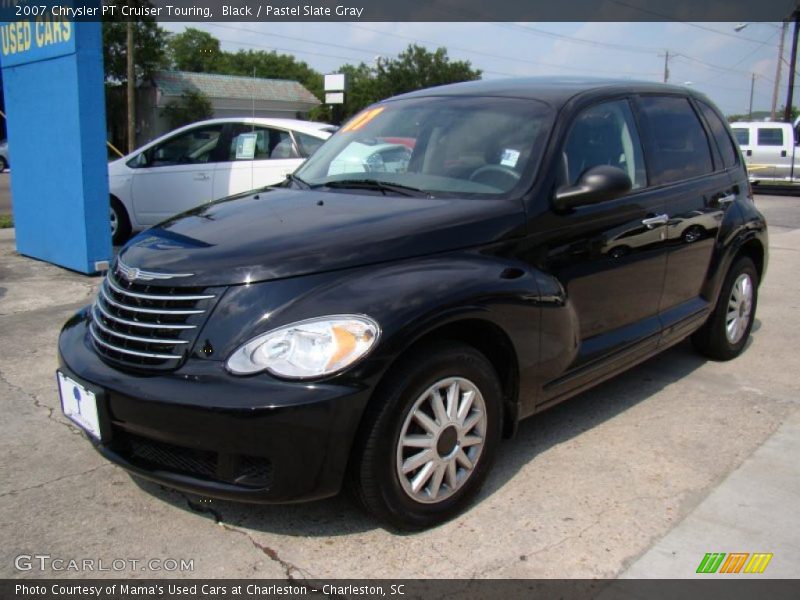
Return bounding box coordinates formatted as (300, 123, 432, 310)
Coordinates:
(638, 96, 714, 186)
(697, 101, 739, 169)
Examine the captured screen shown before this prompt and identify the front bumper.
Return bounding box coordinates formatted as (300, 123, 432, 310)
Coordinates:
(58, 311, 371, 503)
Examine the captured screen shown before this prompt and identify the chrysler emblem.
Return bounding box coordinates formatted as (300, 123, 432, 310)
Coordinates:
(116, 259, 193, 282)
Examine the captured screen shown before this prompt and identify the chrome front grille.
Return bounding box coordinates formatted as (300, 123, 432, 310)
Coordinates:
(89, 266, 220, 371)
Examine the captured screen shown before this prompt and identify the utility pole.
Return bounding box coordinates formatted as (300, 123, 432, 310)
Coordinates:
(749, 73, 756, 119)
(784, 10, 800, 123)
(771, 21, 788, 120)
(126, 18, 136, 153)
(663, 50, 670, 83)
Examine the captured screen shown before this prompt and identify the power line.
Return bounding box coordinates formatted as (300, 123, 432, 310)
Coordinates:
(213, 36, 367, 64)
(208, 21, 663, 78)
(208, 23, 380, 58)
(672, 53, 775, 83)
(211, 33, 520, 79)
(192, 22, 775, 96)
(492, 22, 662, 55)
(345, 23, 661, 77)
(606, 0, 778, 44)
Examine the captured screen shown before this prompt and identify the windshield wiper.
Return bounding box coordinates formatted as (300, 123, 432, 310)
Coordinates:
(315, 179, 430, 197)
(282, 173, 311, 189)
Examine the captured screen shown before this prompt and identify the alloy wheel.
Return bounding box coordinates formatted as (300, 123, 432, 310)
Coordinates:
(726, 273, 753, 344)
(395, 377, 487, 504)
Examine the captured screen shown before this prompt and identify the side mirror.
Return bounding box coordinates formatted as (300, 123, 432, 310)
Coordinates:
(553, 165, 632, 211)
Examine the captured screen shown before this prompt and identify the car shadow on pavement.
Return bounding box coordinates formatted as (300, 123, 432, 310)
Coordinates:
(131, 336, 744, 537)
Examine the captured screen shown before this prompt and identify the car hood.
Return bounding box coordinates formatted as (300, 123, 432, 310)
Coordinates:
(107, 157, 129, 176)
(118, 188, 524, 286)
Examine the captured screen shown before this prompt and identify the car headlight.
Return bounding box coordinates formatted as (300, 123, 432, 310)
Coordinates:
(226, 315, 380, 378)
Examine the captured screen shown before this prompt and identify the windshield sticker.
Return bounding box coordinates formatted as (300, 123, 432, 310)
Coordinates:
(500, 149, 521, 168)
(235, 133, 258, 159)
(342, 107, 386, 133)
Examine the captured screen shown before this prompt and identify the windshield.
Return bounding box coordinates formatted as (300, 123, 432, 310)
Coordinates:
(295, 95, 553, 197)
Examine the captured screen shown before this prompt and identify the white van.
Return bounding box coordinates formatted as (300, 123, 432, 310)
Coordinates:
(731, 120, 800, 185)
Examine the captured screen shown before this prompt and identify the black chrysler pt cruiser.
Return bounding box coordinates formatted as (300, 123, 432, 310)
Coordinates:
(58, 78, 767, 529)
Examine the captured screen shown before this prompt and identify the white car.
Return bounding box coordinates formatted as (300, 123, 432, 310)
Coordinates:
(108, 118, 334, 244)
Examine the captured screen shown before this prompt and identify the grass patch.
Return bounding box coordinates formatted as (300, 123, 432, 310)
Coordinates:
(0, 214, 13, 228)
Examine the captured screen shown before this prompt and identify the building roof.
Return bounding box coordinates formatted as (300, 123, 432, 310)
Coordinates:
(152, 71, 321, 106)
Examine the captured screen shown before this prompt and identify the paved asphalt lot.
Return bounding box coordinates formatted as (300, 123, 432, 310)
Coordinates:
(0, 193, 798, 580)
(0, 172, 11, 216)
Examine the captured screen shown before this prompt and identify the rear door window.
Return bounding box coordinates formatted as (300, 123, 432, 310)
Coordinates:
(757, 128, 784, 146)
(697, 101, 739, 169)
(638, 96, 714, 186)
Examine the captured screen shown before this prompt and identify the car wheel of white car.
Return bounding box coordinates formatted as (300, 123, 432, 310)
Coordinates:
(110, 197, 131, 246)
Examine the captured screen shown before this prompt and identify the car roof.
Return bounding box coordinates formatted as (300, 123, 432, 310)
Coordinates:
(131, 118, 332, 155)
(160, 117, 332, 139)
(388, 77, 705, 108)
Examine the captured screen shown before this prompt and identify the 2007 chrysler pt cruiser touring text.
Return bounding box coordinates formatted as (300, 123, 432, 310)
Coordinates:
(58, 78, 767, 529)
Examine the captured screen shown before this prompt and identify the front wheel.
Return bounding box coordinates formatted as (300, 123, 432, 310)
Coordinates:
(348, 342, 503, 530)
(110, 197, 131, 246)
(692, 256, 758, 360)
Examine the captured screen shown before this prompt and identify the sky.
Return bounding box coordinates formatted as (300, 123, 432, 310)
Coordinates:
(160, 21, 796, 117)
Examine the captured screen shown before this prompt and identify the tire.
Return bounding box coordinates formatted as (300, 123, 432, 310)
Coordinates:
(348, 342, 503, 530)
(0, 157, 7, 173)
(692, 256, 758, 361)
(110, 197, 131, 246)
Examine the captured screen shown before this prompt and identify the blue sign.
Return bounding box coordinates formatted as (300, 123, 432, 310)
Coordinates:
(0, 12, 111, 274)
(0, 15, 75, 67)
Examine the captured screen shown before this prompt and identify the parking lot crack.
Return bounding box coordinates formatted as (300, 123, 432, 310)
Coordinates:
(0, 368, 82, 435)
(180, 493, 311, 580)
(0, 464, 110, 498)
(235, 532, 308, 581)
(183, 494, 224, 524)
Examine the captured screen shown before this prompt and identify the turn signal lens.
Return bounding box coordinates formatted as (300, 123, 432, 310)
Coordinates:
(226, 315, 380, 379)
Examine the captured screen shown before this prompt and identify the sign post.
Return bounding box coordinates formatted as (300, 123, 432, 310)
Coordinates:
(324, 72, 346, 125)
(0, 13, 111, 274)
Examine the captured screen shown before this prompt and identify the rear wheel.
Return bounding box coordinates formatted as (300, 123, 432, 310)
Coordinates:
(110, 197, 131, 246)
(349, 342, 503, 529)
(0, 157, 7, 172)
(692, 256, 758, 360)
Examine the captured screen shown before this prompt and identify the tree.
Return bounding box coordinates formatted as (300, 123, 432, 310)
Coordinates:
(337, 62, 381, 119)
(102, 0, 167, 84)
(777, 105, 800, 122)
(102, 0, 168, 151)
(375, 45, 481, 100)
(336, 45, 482, 119)
(167, 28, 223, 73)
(161, 90, 214, 130)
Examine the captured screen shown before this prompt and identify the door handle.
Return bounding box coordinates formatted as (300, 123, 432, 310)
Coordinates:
(781, 150, 788, 158)
(746, 149, 752, 157)
(642, 214, 669, 229)
(193, 173, 210, 181)
(718, 193, 736, 205)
